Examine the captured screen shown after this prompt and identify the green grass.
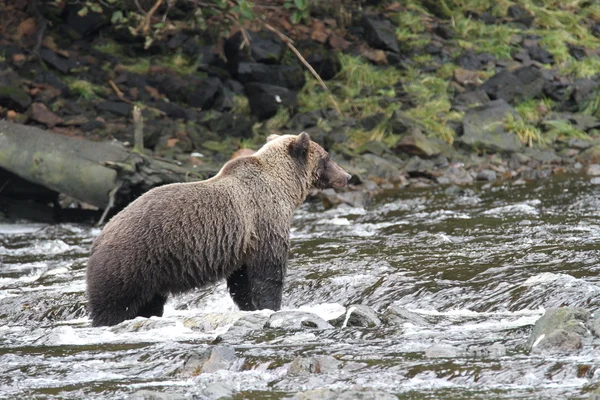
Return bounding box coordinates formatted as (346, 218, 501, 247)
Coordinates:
(453, 17, 519, 59)
(68, 79, 105, 100)
(559, 57, 600, 79)
(504, 113, 544, 147)
(582, 89, 600, 118)
(514, 98, 554, 122)
(232, 95, 250, 116)
(543, 119, 589, 141)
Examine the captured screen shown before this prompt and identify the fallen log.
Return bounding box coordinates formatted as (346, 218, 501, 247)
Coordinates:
(0, 120, 217, 223)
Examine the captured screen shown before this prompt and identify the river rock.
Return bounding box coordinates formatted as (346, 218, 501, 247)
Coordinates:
(425, 344, 460, 358)
(287, 355, 341, 376)
(457, 99, 523, 153)
(360, 14, 400, 53)
(40, 49, 74, 74)
(291, 388, 397, 400)
(480, 66, 544, 104)
(526, 45, 555, 64)
(586, 164, 600, 176)
(508, 4, 534, 27)
(179, 346, 239, 377)
(382, 305, 430, 327)
(96, 100, 133, 117)
(216, 312, 271, 343)
(467, 343, 507, 358)
(266, 311, 333, 331)
(476, 169, 497, 181)
(455, 51, 495, 71)
(318, 188, 372, 209)
(183, 312, 245, 332)
(244, 82, 297, 120)
(526, 307, 591, 354)
(129, 390, 186, 400)
(332, 304, 381, 328)
(109, 318, 177, 333)
(354, 153, 405, 183)
(394, 127, 441, 158)
(201, 382, 235, 399)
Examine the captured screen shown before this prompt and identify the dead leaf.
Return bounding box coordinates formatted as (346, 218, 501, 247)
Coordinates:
(328, 34, 350, 51)
(167, 138, 179, 148)
(17, 17, 36, 38)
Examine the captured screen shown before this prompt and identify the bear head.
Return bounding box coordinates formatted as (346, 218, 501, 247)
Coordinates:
(262, 132, 351, 190)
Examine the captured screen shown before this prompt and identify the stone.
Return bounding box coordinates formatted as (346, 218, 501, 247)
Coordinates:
(186, 77, 223, 109)
(455, 51, 494, 70)
(65, 4, 109, 38)
(291, 388, 397, 400)
(265, 311, 333, 331)
(40, 49, 73, 74)
(287, 355, 341, 376)
(476, 169, 497, 181)
(568, 44, 588, 61)
(96, 101, 133, 117)
(244, 82, 297, 120)
(355, 153, 405, 183)
(129, 390, 186, 400)
(480, 66, 544, 104)
(586, 164, 600, 176)
(206, 112, 254, 138)
(452, 90, 490, 111)
(29, 102, 63, 128)
(507, 5, 534, 27)
(457, 99, 523, 153)
(201, 382, 234, 399)
(235, 62, 305, 90)
(299, 40, 341, 80)
(425, 344, 460, 358)
(0, 85, 31, 112)
(389, 110, 423, 134)
(526, 45, 555, 64)
(394, 127, 441, 158)
(382, 305, 430, 327)
(467, 343, 506, 358)
(179, 346, 238, 377)
(359, 113, 386, 131)
(332, 304, 381, 328)
(405, 156, 437, 178)
(216, 313, 271, 343)
(318, 189, 372, 209)
(224, 29, 283, 71)
(527, 307, 590, 354)
(360, 15, 400, 53)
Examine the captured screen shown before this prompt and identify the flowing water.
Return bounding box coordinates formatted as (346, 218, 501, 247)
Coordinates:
(2, 175, 600, 399)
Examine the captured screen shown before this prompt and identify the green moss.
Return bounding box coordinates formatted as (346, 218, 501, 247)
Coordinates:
(265, 108, 290, 131)
(94, 40, 125, 56)
(232, 95, 250, 116)
(68, 79, 105, 100)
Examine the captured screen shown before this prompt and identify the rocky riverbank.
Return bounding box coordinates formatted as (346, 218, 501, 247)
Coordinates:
(1, 1, 600, 212)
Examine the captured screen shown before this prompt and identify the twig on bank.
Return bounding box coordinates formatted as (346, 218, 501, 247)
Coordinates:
(261, 22, 344, 117)
(108, 80, 167, 117)
(141, 0, 164, 36)
(97, 181, 123, 226)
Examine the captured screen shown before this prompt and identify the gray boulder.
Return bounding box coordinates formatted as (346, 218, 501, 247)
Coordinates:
(527, 307, 591, 354)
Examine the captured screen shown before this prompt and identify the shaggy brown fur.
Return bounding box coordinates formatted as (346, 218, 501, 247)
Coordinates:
(86, 132, 351, 326)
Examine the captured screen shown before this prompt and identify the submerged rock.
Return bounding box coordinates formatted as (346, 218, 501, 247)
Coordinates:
(425, 344, 461, 358)
(527, 307, 590, 354)
(129, 390, 187, 400)
(291, 388, 397, 400)
(382, 306, 430, 327)
(266, 311, 333, 331)
(178, 346, 240, 377)
(287, 355, 341, 376)
(467, 343, 507, 358)
(216, 312, 271, 343)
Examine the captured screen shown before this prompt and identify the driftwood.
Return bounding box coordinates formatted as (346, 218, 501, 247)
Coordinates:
(0, 120, 216, 223)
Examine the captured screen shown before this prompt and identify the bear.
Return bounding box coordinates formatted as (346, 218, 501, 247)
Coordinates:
(85, 132, 351, 327)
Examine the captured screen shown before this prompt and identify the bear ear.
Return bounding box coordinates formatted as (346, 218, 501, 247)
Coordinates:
(266, 134, 280, 143)
(289, 131, 311, 159)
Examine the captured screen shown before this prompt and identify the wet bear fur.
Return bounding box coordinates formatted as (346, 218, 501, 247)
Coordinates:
(86, 132, 351, 327)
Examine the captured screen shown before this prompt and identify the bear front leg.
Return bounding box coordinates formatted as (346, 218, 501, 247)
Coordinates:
(227, 265, 254, 311)
(245, 255, 286, 311)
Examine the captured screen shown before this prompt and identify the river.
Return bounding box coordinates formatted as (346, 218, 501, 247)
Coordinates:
(1, 175, 600, 399)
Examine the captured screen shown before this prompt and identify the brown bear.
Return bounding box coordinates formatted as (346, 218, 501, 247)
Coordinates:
(86, 132, 351, 326)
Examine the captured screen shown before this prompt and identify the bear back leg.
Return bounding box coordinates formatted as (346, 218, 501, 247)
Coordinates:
(137, 293, 168, 318)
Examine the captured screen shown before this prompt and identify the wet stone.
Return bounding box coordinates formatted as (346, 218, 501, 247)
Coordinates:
(394, 127, 441, 158)
(97, 101, 133, 117)
(291, 388, 397, 400)
(586, 164, 600, 176)
(179, 346, 239, 377)
(287, 355, 341, 376)
(216, 312, 271, 343)
(476, 169, 497, 181)
(265, 311, 333, 331)
(382, 305, 430, 327)
(425, 344, 461, 358)
(527, 307, 591, 354)
(467, 343, 507, 358)
(109, 318, 177, 333)
(452, 90, 491, 112)
(332, 304, 381, 328)
(201, 382, 235, 399)
(129, 390, 187, 400)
